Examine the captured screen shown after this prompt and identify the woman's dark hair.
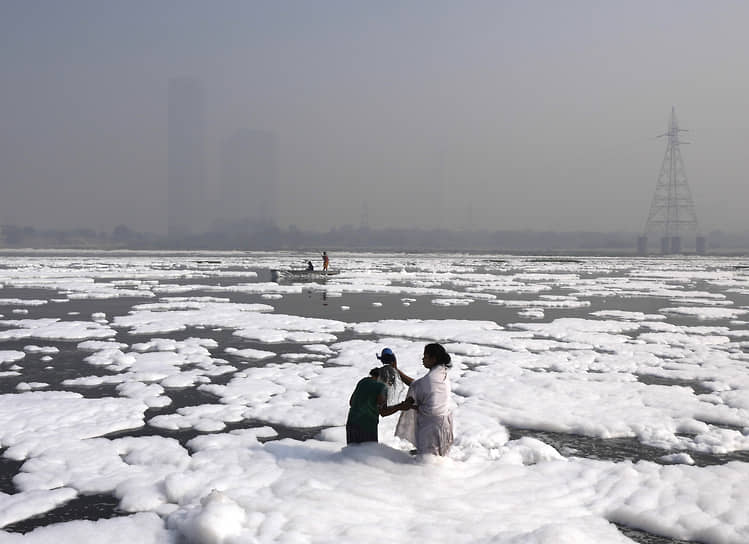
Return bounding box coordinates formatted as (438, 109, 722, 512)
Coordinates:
(424, 343, 451, 368)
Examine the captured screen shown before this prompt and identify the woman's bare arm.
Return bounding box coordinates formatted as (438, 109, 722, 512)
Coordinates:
(390, 359, 414, 385)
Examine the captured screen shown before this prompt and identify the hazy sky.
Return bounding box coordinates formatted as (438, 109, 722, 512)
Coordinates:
(1, 0, 748, 234)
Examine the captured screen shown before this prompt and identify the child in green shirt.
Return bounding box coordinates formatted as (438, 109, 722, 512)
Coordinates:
(346, 365, 413, 444)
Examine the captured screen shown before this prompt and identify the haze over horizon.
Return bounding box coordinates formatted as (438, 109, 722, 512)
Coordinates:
(1, 1, 748, 236)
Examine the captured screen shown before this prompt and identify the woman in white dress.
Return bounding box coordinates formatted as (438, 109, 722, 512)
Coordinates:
(393, 343, 454, 456)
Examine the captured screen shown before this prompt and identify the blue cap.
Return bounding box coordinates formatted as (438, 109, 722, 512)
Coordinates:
(377, 348, 395, 363)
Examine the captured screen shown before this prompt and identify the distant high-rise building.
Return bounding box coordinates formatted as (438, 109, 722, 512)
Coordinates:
(219, 129, 278, 228)
(168, 77, 205, 237)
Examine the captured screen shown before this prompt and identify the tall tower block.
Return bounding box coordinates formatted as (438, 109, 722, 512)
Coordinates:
(640, 107, 704, 254)
(168, 77, 205, 237)
(221, 129, 278, 228)
(220, 129, 278, 228)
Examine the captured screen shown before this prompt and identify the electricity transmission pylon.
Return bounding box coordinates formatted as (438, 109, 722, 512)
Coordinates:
(638, 106, 705, 255)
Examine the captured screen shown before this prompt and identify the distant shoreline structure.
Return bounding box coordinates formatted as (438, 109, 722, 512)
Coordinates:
(2, 224, 748, 256)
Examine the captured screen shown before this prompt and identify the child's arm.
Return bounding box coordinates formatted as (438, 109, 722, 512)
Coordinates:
(378, 396, 414, 417)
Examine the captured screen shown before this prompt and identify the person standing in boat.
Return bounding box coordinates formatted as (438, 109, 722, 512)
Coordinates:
(322, 251, 330, 272)
(393, 343, 454, 456)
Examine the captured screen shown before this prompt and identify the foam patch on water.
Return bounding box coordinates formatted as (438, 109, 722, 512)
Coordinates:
(661, 306, 749, 320)
(23, 345, 60, 354)
(0, 488, 78, 529)
(224, 347, 275, 360)
(0, 299, 48, 306)
(0, 351, 25, 364)
(0, 319, 115, 341)
(0, 391, 147, 460)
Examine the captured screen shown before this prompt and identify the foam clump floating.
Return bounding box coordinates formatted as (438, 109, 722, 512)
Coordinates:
(171, 490, 246, 544)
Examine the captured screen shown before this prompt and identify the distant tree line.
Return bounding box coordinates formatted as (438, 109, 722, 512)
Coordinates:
(1, 223, 746, 254)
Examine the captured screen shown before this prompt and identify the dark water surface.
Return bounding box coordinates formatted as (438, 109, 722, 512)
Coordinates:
(2, 494, 123, 534)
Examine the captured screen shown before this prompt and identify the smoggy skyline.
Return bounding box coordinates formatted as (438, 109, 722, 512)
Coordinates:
(1, 1, 748, 235)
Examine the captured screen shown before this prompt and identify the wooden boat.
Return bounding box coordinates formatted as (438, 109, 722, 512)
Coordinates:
(270, 268, 340, 282)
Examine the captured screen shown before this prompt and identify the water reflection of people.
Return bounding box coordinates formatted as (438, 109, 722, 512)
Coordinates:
(346, 366, 413, 445)
(394, 343, 454, 456)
